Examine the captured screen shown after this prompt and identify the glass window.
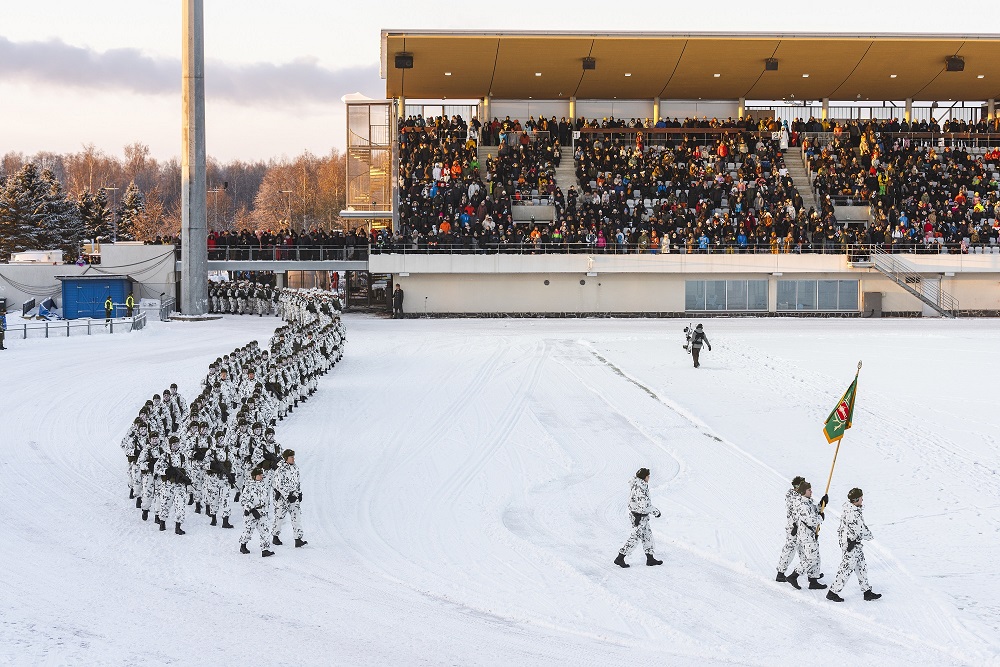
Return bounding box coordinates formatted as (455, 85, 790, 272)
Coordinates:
(777, 281, 796, 311)
(796, 280, 817, 310)
(705, 281, 727, 310)
(818, 280, 839, 310)
(838, 280, 859, 311)
(727, 280, 748, 310)
(748, 280, 768, 310)
(685, 281, 705, 311)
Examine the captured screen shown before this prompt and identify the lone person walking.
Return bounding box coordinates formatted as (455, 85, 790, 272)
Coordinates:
(689, 323, 711, 368)
(614, 468, 664, 568)
(392, 284, 404, 319)
(0, 306, 7, 350)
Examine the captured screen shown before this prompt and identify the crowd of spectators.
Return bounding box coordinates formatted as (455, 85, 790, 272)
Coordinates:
(803, 119, 1000, 252)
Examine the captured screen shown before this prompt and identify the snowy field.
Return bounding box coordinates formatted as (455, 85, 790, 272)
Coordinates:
(1, 314, 998, 666)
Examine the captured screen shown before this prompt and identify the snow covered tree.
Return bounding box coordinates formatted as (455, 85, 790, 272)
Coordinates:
(116, 180, 144, 241)
(0, 163, 49, 259)
(77, 188, 114, 241)
(40, 170, 86, 261)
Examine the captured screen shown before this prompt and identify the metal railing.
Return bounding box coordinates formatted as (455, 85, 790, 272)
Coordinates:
(199, 246, 371, 262)
(863, 245, 960, 316)
(4, 312, 147, 340)
(382, 241, 996, 256)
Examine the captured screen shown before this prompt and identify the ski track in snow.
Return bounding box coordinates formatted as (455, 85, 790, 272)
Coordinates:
(0, 315, 997, 665)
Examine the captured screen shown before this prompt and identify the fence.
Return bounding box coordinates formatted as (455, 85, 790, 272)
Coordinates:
(381, 241, 988, 256)
(4, 312, 147, 340)
(198, 246, 370, 262)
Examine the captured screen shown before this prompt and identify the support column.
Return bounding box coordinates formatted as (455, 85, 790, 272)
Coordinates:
(181, 0, 208, 315)
(988, 98, 996, 121)
(821, 98, 830, 121)
(482, 96, 491, 122)
(275, 272, 287, 289)
(738, 97, 746, 119)
(905, 98, 913, 123)
(653, 97, 661, 124)
(569, 96, 577, 121)
(397, 95, 406, 120)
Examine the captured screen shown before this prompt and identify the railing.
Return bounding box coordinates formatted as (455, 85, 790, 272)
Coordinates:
(381, 241, 994, 256)
(4, 313, 147, 340)
(865, 245, 960, 315)
(159, 297, 176, 322)
(500, 130, 551, 146)
(198, 246, 371, 262)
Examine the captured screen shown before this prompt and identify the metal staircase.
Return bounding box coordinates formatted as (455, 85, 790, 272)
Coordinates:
(852, 245, 959, 317)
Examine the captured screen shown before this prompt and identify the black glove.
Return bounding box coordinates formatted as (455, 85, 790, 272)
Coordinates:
(820, 494, 829, 508)
(847, 539, 858, 552)
(818, 510, 825, 520)
(227, 473, 236, 486)
(707, 345, 712, 351)
(274, 488, 282, 501)
(791, 523, 798, 537)
(244, 509, 250, 517)
(287, 493, 297, 503)
(251, 509, 261, 520)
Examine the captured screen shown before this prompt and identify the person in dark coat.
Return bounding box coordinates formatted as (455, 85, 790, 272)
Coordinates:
(689, 323, 712, 368)
(392, 285, 405, 319)
(0, 306, 7, 350)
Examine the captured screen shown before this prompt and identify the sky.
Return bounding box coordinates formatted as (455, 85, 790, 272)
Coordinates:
(2, 1, 999, 162)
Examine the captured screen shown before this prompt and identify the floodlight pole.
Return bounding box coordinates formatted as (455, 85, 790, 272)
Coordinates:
(180, 0, 208, 314)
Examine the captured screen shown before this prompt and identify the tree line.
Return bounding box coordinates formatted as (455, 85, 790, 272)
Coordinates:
(0, 143, 348, 261)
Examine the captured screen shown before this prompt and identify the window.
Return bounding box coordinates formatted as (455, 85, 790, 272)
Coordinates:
(777, 280, 859, 311)
(686, 280, 768, 311)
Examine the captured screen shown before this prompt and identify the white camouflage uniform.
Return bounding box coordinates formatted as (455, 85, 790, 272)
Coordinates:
(777, 487, 801, 573)
(831, 501, 874, 594)
(272, 459, 304, 540)
(619, 477, 660, 556)
(793, 494, 824, 579)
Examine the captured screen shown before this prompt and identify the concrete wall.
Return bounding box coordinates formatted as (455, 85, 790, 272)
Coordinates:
(0, 244, 177, 312)
(371, 253, 999, 315)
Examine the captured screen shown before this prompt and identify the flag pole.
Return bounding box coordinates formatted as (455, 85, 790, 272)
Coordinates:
(817, 360, 862, 535)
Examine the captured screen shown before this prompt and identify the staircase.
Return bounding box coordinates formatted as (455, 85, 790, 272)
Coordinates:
(784, 147, 818, 213)
(855, 246, 959, 317)
(553, 161, 578, 199)
(477, 144, 498, 169)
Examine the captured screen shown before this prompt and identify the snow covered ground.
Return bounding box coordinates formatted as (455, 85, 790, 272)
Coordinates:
(1, 315, 998, 666)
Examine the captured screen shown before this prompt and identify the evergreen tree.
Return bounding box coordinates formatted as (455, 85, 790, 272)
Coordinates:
(117, 180, 144, 241)
(78, 188, 114, 240)
(39, 169, 86, 261)
(0, 163, 49, 259)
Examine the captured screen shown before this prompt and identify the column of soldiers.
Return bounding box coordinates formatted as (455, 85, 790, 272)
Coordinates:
(120, 289, 347, 557)
(209, 280, 280, 316)
(775, 476, 881, 602)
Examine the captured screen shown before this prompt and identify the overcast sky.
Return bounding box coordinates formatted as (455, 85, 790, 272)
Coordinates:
(2, 1, 998, 161)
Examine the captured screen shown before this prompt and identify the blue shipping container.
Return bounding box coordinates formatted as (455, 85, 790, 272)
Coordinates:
(57, 275, 132, 319)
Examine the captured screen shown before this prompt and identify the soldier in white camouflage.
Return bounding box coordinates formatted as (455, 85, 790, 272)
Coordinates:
(827, 488, 881, 602)
(615, 468, 663, 568)
(786, 480, 828, 591)
(776, 475, 806, 582)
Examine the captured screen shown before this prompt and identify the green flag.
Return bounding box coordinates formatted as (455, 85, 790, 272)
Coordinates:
(823, 374, 859, 444)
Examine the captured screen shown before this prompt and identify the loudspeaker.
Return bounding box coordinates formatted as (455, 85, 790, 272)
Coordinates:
(395, 53, 413, 69)
(582, 57, 596, 71)
(946, 56, 964, 72)
(765, 58, 778, 71)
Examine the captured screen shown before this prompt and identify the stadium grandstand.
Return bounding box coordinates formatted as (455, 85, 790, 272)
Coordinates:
(356, 32, 1000, 316)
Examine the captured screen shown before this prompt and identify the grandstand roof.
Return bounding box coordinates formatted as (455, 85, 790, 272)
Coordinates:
(381, 31, 1000, 103)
